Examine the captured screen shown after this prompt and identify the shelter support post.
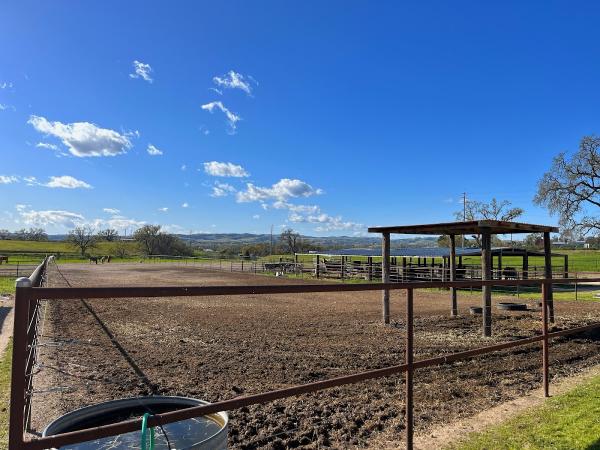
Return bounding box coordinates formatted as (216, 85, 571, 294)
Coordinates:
(564, 255, 568, 279)
(543, 232, 555, 323)
(523, 251, 529, 280)
(382, 232, 391, 324)
(450, 234, 458, 317)
(481, 230, 492, 337)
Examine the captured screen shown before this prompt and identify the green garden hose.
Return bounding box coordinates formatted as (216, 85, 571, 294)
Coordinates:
(140, 413, 155, 450)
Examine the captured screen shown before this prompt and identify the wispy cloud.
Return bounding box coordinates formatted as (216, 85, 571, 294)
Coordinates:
(212, 70, 256, 96)
(103, 208, 120, 214)
(0, 103, 15, 111)
(36, 142, 59, 151)
(211, 182, 236, 197)
(1, 175, 91, 189)
(203, 161, 249, 177)
(45, 175, 92, 189)
(0, 82, 13, 89)
(129, 60, 153, 83)
(158, 207, 169, 212)
(147, 144, 163, 156)
(181, 202, 189, 208)
(28, 115, 134, 157)
(236, 179, 323, 203)
(201, 101, 241, 133)
(0, 175, 19, 184)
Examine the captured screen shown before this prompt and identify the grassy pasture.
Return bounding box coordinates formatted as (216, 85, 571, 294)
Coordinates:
(449, 373, 600, 450)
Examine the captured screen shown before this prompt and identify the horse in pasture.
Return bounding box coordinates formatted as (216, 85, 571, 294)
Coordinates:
(0, 256, 7, 264)
(89, 256, 99, 264)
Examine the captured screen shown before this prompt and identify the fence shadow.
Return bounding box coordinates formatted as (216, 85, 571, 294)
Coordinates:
(80, 299, 159, 394)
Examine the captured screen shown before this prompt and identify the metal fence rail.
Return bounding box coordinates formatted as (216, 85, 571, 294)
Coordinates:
(8, 261, 600, 449)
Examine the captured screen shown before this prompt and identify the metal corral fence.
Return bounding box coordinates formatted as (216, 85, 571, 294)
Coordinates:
(135, 255, 598, 301)
(8, 258, 600, 449)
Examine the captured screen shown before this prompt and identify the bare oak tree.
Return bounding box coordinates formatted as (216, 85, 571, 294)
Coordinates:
(280, 228, 301, 254)
(454, 198, 524, 246)
(67, 226, 98, 256)
(535, 135, 600, 236)
(98, 228, 119, 241)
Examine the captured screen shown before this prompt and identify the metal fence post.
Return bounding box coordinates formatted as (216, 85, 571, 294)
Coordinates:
(405, 288, 414, 450)
(9, 277, 31, 450)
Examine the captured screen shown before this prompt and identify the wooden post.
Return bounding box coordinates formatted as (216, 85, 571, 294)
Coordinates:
(542, 281, 550, 397)
(481, 230, 492, 337)
(563, 254, 569, 279)
(341, 256, 345, 280)
(316, 255, 320, 279)
(367, 257, 373, 281)
(543, 232, 555, 323)
(382, 232, 391, 325)
(402, 257, 407, 282)
(523, 251, 529, 280)
(450, 235, 458, 317)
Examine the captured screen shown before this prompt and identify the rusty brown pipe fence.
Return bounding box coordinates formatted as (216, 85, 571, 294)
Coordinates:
(9, 261, 600, 449)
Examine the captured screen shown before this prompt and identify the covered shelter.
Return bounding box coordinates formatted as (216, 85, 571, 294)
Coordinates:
(368, 220, 559, 336)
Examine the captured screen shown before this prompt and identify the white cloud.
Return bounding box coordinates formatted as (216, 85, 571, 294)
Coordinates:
(0, 175, 18, 184)
(181, 164, 187, 171)
(203, 161, 249, 177)
(19, 208, 86, 228)
(129, 60, 153, 83)
(103, 208, 120, 214)
(158, 207, 168, 212)
(236, 179, 323, 203)
(147, 144, 163, 156)
(45, 175, 92, 189)
(181, 202, 189, 208)
(288, 211, 363, 232)
(212, 70, 256, 96)
(252, 214, 260, 219)
(0, 82, 13, 89)
(36, 142, 59, 151)
(23, 176, 38, 186)
(201, 101, 241, 133)
(0, 103, 15, 111)
(211, 182, 236, 197)
(28, 115, 133, 157)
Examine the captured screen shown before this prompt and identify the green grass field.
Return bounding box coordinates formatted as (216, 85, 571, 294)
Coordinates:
(0, 340, 11, 448)
(449, 373, 600, 450)
(0, 278, 14, 295)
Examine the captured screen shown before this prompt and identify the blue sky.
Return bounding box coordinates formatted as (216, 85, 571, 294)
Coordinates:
(1, 1, 600, 236)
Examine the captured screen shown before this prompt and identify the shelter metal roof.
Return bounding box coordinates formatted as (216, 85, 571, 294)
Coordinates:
(367, 220, 558, 236)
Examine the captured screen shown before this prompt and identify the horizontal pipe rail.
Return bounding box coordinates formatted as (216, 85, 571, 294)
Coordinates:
(24, 276, 600, 300)
(22, 320, 600, 450)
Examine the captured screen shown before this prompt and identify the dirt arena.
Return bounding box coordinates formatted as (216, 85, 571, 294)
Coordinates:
(32, 263, 600, 449)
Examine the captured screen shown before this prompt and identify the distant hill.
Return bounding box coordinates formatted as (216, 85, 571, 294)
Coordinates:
(174, 233, 438, 250)
(44, 233, 438, 249)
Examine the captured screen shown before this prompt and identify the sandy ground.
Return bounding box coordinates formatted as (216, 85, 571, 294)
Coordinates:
(30, 263, 600, 448)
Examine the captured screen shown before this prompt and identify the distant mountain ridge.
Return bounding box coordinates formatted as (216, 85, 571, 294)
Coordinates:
(47, 233, 438, 249)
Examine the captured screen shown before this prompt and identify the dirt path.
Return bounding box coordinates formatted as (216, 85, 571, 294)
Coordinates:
(0, 294, 14, 356)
